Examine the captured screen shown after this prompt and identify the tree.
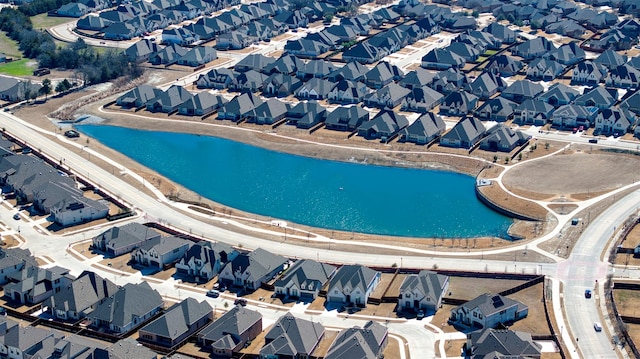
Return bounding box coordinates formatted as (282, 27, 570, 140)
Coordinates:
(472, 10, 479, 18)
(39, 78, 51, 100)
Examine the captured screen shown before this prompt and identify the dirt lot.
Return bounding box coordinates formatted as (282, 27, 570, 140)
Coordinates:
(613, 289, 640, 318)
(446, 276, 527, 301)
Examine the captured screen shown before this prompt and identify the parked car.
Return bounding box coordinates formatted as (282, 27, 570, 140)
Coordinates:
(64, 130, 80, 138)
(417, 310, 425, 320)
(234, 298, 247, 306)
(589, 138, 598, 144)
(594, 322, 602, 332)
(585, 289, 592, 298)
(206, 289, 220, 298)
(12, 213, 20, 220)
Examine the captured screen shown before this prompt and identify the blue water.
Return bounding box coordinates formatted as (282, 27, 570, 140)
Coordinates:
(78, 125, 513, 238)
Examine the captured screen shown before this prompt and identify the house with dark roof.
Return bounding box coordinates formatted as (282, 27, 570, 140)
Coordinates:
(440, 91, 478, 116)
(149, 44, 189, 65)
(131, 236, 192, 269)
(116, 85, 162, 108)
(594, 49, 628, 70)
(50, 196, 109, 227)
(511, 37, 555, 60)
(546, 19, 585, 39)
(124, 39, 161, 63)
(447, 42, 480, 63)
(198, 306, 262, 357)
(466, 72, 505, 100)
(514, 99, 556, 126)
(175, 241, 238, 282)
(88, 282, 163, 334)
(295, 78, 333, 100)
(483, 22, 516, 43)
(260, 313, 325, 359)
(398, 270, 449, 314)
(217, 31, 251, 50)
(480, 124, 530, 152)
(475, 96, 516, 122)
(44, 271, 117, 321)
(325, 106, 370, 132)
(363, 62, 403, 89)
(551, 104, 598, 128)
(621, 91, 640, 115)
(526, 58, 565, 81)
(572, 60, 607, 85)
(178, 92, 227, 116)
(146, 85, 194, 113)
(0, 248, 37, 285)
(327, 61, 369, 83)
(196, 68, 237, 90)
(77, 15, 114, 31)
(430, 68, 468, 94)
(325, 321, 388, 359)
(274, 259, 336, 300)
(484, 55, 524, 77)
(235, 54, 276, 73)
(176, 46, 217, 67)
(400, 111, 445, 145)
(595, 108, 635, 136)
(401, 86, 444, 113)
(92, 223, 161, 257)
(263, 73, 302, 98)
(502, 80, 544, 104)
(399, 68, 436, 90)
(537, 83, 579, 107)
(218, 93, 264, 122)
(248, 99, 290, 125)
(465, 328, 542, 358)
(4, 265, 73, 305)
(364, 83, 411, 109)
(450, 293, 528, 329)
(139, 298, 213, 347)
(284, 39, 330, 58)
(342, 41, 384, 64)
(296, 59, 337, 80)
(328, 80, 369, 104)
(265, 55, 305, 76)
(574, 86, 617, 109)
(439, 116, 485, 149)
(286, 101, 327, 129)
(218, 248, 287, 291)
(421, 48, 466, 70)
(229, 70, 268, 93)
(543, 42, 585, 66)
(327, 264, 380, 307)
(0, 319, 56, 359)
(605, 64, 640, 89)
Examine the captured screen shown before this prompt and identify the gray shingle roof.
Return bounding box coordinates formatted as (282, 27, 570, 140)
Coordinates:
(325, 321, 387, 359)
(458, 293, 526, 318)
(274, 259, 336, 293)
(260, 313, 325, 357)
(198, 306, 262, 342)
(88, 282, 163, 329)
(329, 265, 379, 294)
(139, 297, 212, 340)
(468, 328, 542, 358)
(399, 270, 448, 302)
(44, 271, 117, 317)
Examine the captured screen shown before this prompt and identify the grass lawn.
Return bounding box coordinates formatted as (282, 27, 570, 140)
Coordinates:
(30, 14, 75, 30)
(0, 32, 22, 58)
(0, 59, 36, 76)
(484, 49, 498, 56)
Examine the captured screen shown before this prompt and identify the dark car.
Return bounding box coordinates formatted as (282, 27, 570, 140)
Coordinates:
(585, 289, 592, 298)
(234, 298, 247, 306)
(589, 138, 598, 144)
(64, 130, 80, 138)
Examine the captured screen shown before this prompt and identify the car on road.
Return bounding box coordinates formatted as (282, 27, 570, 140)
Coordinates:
(585, 289, 592, 298)
(594, 322, 602, 332)
(64, 130, 80, 138)
(206, 289, 220, 298)
(589, 138, 598, 144)
(417, 310, 425, 320)
(234, 298, 247, 306)
(12, 213, 20, 220)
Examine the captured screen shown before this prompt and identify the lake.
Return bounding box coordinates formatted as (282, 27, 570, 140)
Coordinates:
(78, 124, 513, 238)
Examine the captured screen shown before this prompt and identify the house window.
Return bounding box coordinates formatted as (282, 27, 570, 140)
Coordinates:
(426, 297, 430, 301)
(473, 312, 477, 318)
(406, 293, 411, 298)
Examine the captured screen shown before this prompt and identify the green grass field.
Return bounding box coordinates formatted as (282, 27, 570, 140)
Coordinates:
(0, 59, 36, 76)
(483, 49, 498, 56)
(30, 13, 76, 30)
(0, 32, 22, 58)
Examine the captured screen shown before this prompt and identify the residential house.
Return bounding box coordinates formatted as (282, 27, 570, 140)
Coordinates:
(364, 83, 411, 109)
(398, 270, 449, 314)
(440, 91, 478, 116)
(149, 44, 189, 65)
(284, 39, 330, 58)
(450, 293, 529, 329)
(139, 298, 213, 347)
(0, 320, 56, 359)
(286, 101, 327, 129)
(103, 22, 139, 40)
(131, 236, 192, 269)
(27, 175, 80, 212)
(514, 99, 556, 126)
(76, 15, 113, 31)
(264, 54, 304, 76)
(621, 91, 640, 115)
(178, 92, 227, 116)
(421, 48, 466, 70)
(543, 42, 585, 65)
(501, 80, 544, 104)
(0, 248, 37, 285)
(439, 116, 486, 149)
(102, 338, 159, 359)
(363, 62, 404, 89)
(605, 64, 640, 89)
(218, 93, 264, 122)
(4, 265, 72, 305)
(480, 124, 530, 152)
(247, 99, 290, 125)
(262, 73, 302, 97)
(50, 196, 109, 227)
(0, 77, 42, 102)
(146, 85, 194, 113)
(325, 321, 388, 359)
(594, 108, 634, 136)
(92, 223, 161, 257)
(327, 61, 369, 82)
(162, 27, 199, 46)
(475, 96, 517, 122)
(176, 46, 217, 67)
(399, 112, 445, 145)
(594, 49, 628, 70)
(295, 78, 333, 100)
(296, 59, 337, 80)
(196, 68, 237, 90)
(217, 32, 251, 50)
(328, 80, 369, 104)
(235, 54, 276, 73)
(175, 241, 238, 282)
(465, 72, 506, 100)
(218, 248, 287, 291)
(485, 55, 524, 77)
(511, 37, 555, 60)
(327, 264, 381, 307)
(260, 313, 325, 359)
(484, 22, 516, 43)
(430, 68, 468, 94)
(124, 39, 161, 63)
(342, 41, 384, 64)
(545, 19, 586, 39)
(551, 104, 598, 128)
(229, 70, 268, 93)
(466, 328, 542, 358)
(448, 42, 480, 63)
(88, 282, 163, 334)
(197, 306, 262, 357)
(526, 58, 565, 81)
(401, 86, 444, 113)
(572, 61, 607, 85)
(399, 68, 437, 90)
(274, 259, 337, 300)
(574, 86, 617, 109)
(324, 106, 370, 132)
(44, 271, 117, 321)
(537, 83, 580, 107)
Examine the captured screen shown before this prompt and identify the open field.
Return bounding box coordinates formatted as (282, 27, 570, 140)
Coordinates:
(0, 31, 22, 58)
(613, 289, 640, 318)
(30, 14, 74, 29)
(0, 59, 36, 76)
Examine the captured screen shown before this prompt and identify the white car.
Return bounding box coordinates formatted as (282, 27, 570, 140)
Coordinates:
(594, 322, 602, 332)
